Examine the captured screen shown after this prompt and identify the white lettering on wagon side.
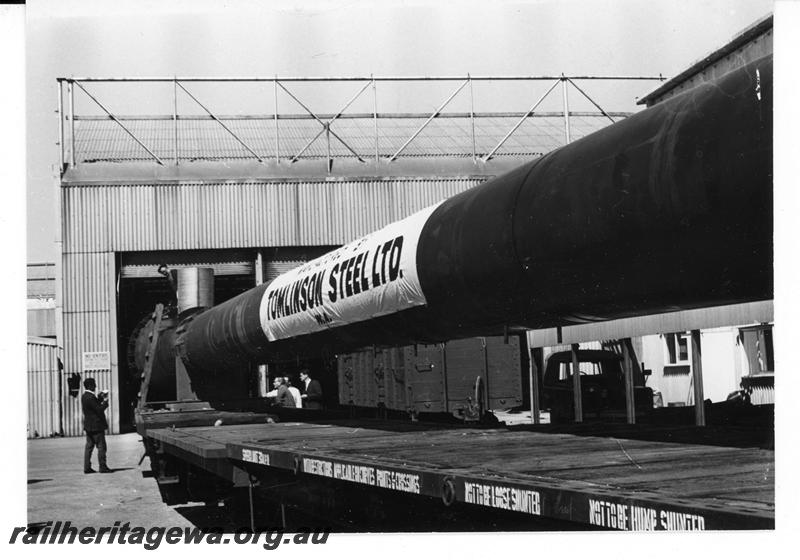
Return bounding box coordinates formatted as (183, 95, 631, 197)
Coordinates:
(587, 499, 706, 531)
(463, 482, 541, 516)
(241, 448, 270, 466)
(300, 459, 420, 494)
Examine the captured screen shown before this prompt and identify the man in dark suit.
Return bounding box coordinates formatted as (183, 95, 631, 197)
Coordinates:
(81, 378, 110, 474)
(299, 370, 323, 410)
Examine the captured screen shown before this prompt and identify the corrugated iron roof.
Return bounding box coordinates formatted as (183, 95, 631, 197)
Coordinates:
(72, 114, 617, 164)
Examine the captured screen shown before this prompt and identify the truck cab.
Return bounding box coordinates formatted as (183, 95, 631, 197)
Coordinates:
(542, 349, 653, 422)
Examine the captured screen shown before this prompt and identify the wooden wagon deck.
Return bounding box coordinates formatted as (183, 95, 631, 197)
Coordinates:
(145, 418, 774, 531)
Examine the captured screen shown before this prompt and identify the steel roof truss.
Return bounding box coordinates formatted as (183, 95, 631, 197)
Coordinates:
(72, 81, 165, 166)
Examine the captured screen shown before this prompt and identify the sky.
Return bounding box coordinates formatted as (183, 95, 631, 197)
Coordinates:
(24, 0, 775, 263)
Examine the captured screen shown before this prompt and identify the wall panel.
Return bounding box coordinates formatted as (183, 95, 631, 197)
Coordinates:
(62, 252, 111, 313)
(64, 178, 484, 252)
(27, 339, 61, 438)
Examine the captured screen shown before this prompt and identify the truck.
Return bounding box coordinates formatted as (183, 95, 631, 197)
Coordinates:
(541, 349, 653, 422)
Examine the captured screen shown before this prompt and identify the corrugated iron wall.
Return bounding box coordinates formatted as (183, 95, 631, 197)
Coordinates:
(63, 187, 111, 252)
(60, 251, 117, 436)
(62, 179, 483, 252)
(264, 260, 305, 286)
(27, 338, 61, 438)
(750, 386, 774, 406)
(29, 333, 114, 438)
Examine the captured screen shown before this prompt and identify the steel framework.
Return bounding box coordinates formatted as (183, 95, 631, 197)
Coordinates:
(57, 74, 665, 170)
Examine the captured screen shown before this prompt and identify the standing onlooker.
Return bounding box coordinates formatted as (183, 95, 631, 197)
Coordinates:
(286, 378, 303, 409)
(81, 378, 111, 474)
(266, 377, 296, 408)
(299, 369, 323, 410)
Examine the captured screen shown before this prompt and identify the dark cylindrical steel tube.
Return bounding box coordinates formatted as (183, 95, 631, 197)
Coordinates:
(177, 56, 772, 381)
(129, 313, 178, 402)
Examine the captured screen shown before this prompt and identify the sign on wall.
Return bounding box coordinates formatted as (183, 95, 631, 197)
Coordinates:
(82, 351, 110, 372)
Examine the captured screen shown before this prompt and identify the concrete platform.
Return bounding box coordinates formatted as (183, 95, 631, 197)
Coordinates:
(27, 433, 189, 528)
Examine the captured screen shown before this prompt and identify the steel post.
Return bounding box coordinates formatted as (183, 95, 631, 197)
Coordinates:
(691, 330, 706, 426)
(107, 253, 120, 433)
(372, 75, 378, 163)
(622, 338, 636, 424)
(51, 163, 64, 435)
(274, 78, 280, 164)
(57, 81, 64, 171)
(57, 346, 63, 436)
(68, 81, 75, 167)
(248, 479, 256, 532)
(528, 344, 541, 425)
(469, 74, 476, 162)
(255, 250, 264, 286)
(561, 76, 571, 144)
(173, 78, 179, 164)
(571, 343, 583, 423)
(326, 124, 332, 173)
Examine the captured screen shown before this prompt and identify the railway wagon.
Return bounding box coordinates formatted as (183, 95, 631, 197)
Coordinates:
(338, 335, 524, 418)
